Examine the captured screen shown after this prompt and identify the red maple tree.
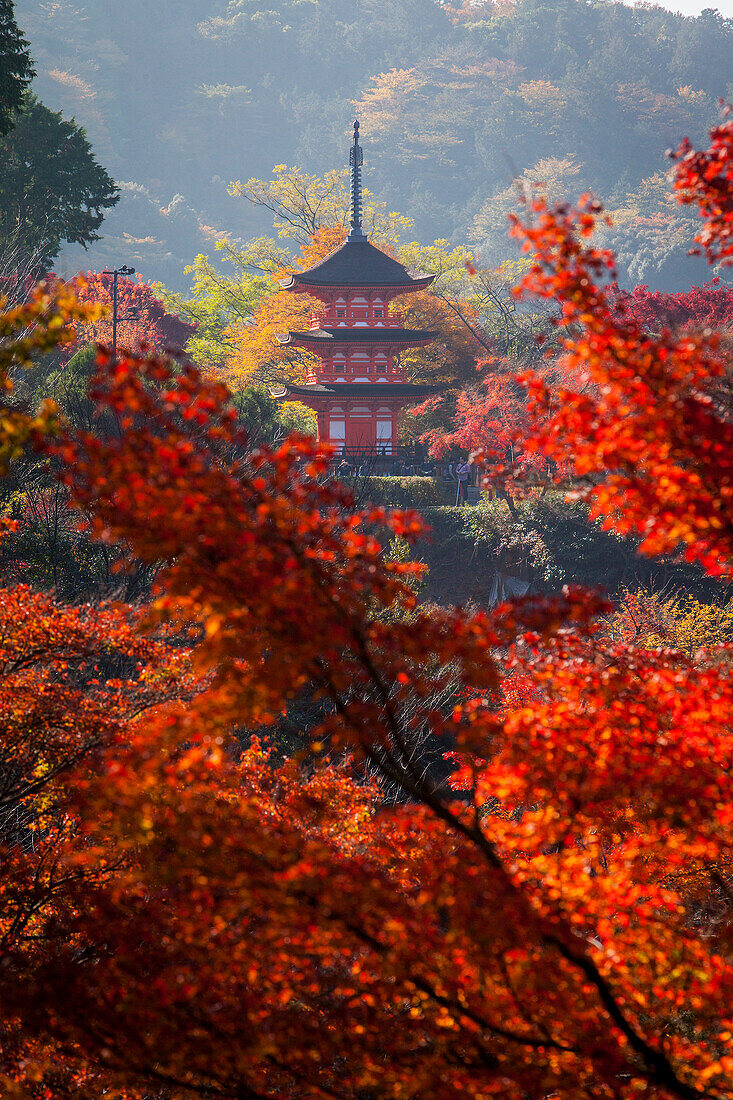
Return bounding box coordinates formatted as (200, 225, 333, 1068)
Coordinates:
(65, 271, 195, 361)
(609, 278, 733, 332)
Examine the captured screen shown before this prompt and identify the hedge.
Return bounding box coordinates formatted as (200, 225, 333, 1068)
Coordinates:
(360, 476, 452, 509)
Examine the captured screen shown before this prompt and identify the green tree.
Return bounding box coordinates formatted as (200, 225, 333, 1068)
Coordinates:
(160, 243, 278, 373)
(0, 1, 32, 137)
(0, 94, 118, 272)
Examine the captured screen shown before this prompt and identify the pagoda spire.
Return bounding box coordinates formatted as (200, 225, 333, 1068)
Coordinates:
(347, 120, 367, 242)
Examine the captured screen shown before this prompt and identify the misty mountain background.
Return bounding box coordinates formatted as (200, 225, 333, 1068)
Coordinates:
(15, 0, 733, 292)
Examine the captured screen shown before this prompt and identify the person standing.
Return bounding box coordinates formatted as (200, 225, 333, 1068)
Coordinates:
(455, 458, 471, 506)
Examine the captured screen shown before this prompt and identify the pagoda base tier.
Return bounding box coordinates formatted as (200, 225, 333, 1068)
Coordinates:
(269, 380, 440, 455)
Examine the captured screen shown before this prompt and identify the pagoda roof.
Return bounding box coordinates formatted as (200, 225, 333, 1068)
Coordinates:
(279, 239, 435, 292)
(276, 327, 436, 346)
(270, 381, 442, 400)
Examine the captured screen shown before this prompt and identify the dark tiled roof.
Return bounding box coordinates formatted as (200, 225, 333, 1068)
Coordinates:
(271, 382, 442, 399)
(280, 239, 435, 290)
(277, 327, 436, 345)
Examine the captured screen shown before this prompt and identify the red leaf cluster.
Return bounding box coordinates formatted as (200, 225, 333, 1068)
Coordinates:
(673, 106, 733, 266)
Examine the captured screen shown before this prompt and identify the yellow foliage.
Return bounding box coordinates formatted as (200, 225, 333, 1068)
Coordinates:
(228, 165, 413, 247)
(517, 79, 567, 114)
(224, 228, 338, 387)
(606, 588, 733, 661)
(677, 85, 708, 107)
(0, 280, 101, 472)
(398, 289, 481, 388)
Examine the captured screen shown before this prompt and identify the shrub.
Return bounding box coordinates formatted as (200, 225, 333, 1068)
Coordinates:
(360, 476, 448, 509)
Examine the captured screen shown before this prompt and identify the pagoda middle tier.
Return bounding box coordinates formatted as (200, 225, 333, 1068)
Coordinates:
(276, 313, 435, 386)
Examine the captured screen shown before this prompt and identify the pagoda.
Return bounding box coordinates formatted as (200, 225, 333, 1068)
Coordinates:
(271, 121, 440, 460)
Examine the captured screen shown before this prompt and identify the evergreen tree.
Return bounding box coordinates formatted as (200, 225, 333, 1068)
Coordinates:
(0, 94, 119, 273)
(0, 0, 32, 136)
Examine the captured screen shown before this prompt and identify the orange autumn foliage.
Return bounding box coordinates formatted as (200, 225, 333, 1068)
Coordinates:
(224, 227, 342, 387)
(398, 287, 481, 387)
(0, 580, 197, 1096)
(5, 352, 726, 1100)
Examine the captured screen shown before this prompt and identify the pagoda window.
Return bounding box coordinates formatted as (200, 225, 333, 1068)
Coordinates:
(375, 309, 383, 317)
(337, 309, 345, 317)
(376, 411, 393, 453)
(329, 412, 346, 452)
(376, 361, 386, 373)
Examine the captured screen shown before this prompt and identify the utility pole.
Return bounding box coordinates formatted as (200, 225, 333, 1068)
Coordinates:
(101, 265, 136, 361)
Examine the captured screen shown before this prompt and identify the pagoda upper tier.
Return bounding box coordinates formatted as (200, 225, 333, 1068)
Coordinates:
(279, 239, 435, 298)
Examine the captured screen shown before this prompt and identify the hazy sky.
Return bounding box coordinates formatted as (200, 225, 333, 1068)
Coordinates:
(634, 0, 733, 14)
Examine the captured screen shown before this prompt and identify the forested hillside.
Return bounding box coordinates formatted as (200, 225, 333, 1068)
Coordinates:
(15, 0, 733, 289)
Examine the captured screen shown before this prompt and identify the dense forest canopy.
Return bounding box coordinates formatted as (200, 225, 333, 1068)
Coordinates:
(14, 0, 733, 290)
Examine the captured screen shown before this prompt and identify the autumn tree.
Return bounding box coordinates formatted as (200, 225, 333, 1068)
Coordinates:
(605, 587, 733, 659)
(7, 340, 726, 1100)
(0, 286, 201, 1092)
(224, 226, 341, 389)
(229, 163, 415, 247)
(495, 204, 733, 575)
(161, 241, 279, 374)
(0, 575, 201, 1096)
(0, 278, 100, 471)
(608, 278, 733, 334)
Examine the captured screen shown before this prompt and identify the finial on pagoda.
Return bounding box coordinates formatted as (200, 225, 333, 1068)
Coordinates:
(348, 119, 366, 242)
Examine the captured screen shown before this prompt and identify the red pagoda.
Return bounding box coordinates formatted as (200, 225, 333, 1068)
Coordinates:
(271, 121, 440, 460)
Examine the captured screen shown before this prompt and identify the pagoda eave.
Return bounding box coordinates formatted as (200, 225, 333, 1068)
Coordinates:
(270, 382, 441, 404)
(277, 235, 436, 295)
(276, 328, 437, 350)
(280, 274, 435, 295)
